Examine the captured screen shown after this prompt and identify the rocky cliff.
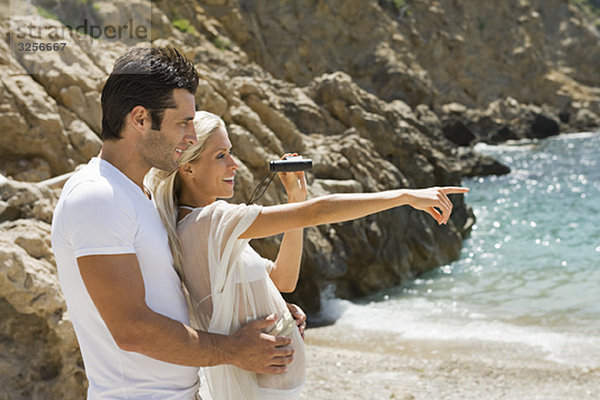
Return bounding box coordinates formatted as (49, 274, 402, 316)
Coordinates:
(1, 0, 599, 398)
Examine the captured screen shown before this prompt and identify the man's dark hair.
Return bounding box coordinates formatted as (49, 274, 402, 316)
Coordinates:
(100, 47, 199, 140)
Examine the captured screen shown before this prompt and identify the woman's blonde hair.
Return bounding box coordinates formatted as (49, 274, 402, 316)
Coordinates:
(146, 111, 226, 279)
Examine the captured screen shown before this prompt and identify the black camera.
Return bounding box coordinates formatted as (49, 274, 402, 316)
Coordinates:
(269, 156, 313, 172)
(247, 156, 312, 204)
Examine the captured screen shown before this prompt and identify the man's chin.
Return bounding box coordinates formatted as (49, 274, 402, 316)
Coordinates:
(152, 162, 178, 173)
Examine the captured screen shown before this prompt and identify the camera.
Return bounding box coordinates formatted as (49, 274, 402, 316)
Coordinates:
(269, 156, 313, 172)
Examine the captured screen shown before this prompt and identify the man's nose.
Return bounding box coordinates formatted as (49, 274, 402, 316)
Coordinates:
(184, 124, 197, 145)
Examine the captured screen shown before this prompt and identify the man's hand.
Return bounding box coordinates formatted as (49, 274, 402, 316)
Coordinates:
(228, 314, 294, 374)
(286, 302, 306, 339)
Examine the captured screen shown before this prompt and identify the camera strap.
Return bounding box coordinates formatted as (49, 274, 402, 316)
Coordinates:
(246, 170, 276, 205)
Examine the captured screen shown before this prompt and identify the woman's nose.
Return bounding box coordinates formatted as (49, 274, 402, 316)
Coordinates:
(229, 155, 239, 169)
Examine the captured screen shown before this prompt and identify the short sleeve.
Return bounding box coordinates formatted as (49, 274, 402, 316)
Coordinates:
(264, 258, 275, 274)
(61, 181, 137, 258)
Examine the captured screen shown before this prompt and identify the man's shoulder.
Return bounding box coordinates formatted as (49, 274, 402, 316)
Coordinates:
(62, 172, 114, 205)
(59, 162, 135, 214)
(52, 161, 140, 241)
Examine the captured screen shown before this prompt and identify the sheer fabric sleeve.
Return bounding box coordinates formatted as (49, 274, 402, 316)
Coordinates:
(202, 201, 261, 334)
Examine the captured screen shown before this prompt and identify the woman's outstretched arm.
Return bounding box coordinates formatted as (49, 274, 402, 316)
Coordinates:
(239, 186, 469, 240)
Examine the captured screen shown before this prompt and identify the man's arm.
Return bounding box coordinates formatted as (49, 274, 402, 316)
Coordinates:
(78, 253, 294, 373)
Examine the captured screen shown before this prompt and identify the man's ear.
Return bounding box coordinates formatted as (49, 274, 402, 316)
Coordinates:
(129, 106, 150, 133)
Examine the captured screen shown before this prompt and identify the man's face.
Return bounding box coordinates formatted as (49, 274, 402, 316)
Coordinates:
(137, 88, 196, 172)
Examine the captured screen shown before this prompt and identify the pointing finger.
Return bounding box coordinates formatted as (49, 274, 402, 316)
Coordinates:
(440, 187, 470, 195)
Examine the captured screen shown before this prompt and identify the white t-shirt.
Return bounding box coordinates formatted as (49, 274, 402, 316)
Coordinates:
(51, 158, 199, 399)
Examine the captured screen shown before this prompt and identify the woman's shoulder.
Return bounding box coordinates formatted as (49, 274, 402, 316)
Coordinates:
(179, 201, 263, 233)
(205, 200, 262, 216)
(178, 201, 246, 226)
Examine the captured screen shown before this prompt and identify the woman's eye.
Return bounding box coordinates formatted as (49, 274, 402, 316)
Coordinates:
(217, 150, 233, 159)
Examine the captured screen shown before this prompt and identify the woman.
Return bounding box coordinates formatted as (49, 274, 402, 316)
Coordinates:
(148, 111, 468, 400)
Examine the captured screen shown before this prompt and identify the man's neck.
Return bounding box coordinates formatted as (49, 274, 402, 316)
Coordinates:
(99, 141, 149, 191)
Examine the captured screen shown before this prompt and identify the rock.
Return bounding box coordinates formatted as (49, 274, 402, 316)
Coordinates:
(442, 118, 477, 146)
(92, 0, 153, 46)
(200, 0, 600, 117)
(0, 179, 58, 224)
(440, 97, 564, 143)
(195, 0, 435, 108)
(3, 219, 55, 264)
(442, 103, 468, 115)
(571, 108, 600, 132)
(0, 232, 86, 400)
(311, 179, 364, 195)
(457, 148, 511, 177)
(0, 15, 114, 181)
(58, 106, 102, 163)
(194, 76, 229, 117)
(0, 70, 74, 180)
(531, 112, 560, 138)
(488, 126, 518, 144)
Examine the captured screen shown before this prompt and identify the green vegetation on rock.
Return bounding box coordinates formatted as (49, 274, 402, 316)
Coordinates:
(172, 18, 195, 34)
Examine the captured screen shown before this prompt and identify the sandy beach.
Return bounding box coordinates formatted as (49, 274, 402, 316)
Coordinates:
(299, 323, 599, 400)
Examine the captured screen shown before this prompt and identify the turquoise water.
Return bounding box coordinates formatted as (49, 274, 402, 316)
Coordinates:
(323, 131, 600, 367)
(404, 131, 600, 330)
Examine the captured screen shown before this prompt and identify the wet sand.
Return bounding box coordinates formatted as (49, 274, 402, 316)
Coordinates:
(300, 323, 600, 400)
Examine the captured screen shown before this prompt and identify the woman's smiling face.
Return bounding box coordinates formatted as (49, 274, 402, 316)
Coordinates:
(183, 126, 239, 206)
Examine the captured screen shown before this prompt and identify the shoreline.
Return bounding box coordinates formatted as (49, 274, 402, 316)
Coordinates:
(300, 323, 599, 400)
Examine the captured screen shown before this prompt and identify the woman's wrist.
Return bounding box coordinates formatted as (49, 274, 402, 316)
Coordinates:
(391, 189, 410, 207)
(287, 193, 306, 203)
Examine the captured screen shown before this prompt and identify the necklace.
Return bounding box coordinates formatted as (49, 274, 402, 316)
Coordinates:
(178, 204, 202, 211)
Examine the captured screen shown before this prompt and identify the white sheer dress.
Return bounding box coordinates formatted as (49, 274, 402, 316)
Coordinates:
(177, 201, 306, 400)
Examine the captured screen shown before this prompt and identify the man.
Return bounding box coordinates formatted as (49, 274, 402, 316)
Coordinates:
(51, 47, 301, 399)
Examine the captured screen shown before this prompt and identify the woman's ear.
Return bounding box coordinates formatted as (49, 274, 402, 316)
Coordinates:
(179, 162, 194, 177)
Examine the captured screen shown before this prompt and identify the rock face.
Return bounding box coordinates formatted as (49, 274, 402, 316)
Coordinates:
(189, 0, 600, 130)
(0, 180, 87, 399)
(441, 98, 564, 145)
(1, 0, 599, 398)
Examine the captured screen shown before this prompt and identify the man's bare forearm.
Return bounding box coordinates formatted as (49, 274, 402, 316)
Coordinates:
(119, 310, 234, 367)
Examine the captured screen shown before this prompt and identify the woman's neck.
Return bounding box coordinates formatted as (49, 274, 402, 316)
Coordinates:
(178, 186, 215, 209)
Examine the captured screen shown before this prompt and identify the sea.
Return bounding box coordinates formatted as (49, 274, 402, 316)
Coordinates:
(318, 130, 600, 369)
